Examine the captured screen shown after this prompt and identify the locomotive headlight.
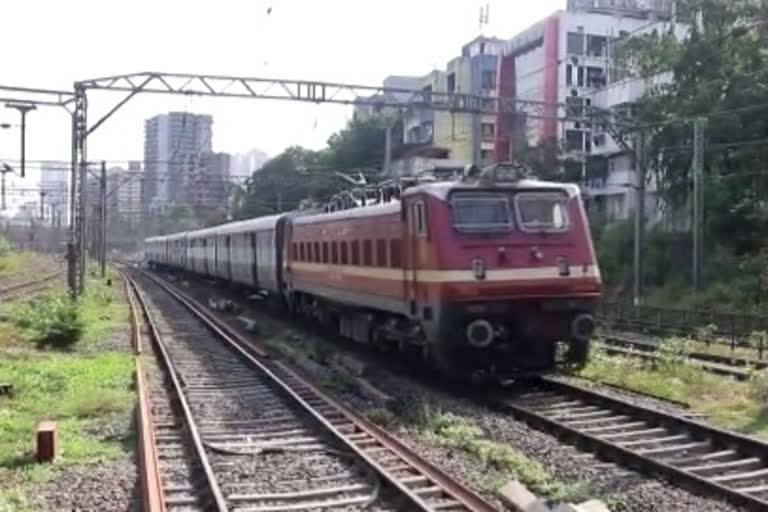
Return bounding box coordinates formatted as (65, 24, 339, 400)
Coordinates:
(557, 257, 570, 276)
(472, 258, 486, 280)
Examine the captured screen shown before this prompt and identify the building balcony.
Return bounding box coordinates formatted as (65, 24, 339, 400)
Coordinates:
(592, 72, 672, 109)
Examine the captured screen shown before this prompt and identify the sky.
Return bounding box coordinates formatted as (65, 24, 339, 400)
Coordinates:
(0, 0, 564, 195)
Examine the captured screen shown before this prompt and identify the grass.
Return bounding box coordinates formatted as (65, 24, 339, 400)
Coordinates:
(0, 270, 135, 505)
(0, 252, 24, 278)
(401, 401, 620, 507)
(578, 345, 768, 438)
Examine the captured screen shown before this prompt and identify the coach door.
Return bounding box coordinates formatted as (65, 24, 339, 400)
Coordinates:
(404, 199, 426, 318)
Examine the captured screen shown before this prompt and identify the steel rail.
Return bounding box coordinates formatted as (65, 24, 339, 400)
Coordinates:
(139, 268, 498, 512)
(0, 270, 65, 301)
(602, 335, 766, 371)
(597, 337, 751, 380)
(124, 272, 229, 511)
(487, 377, 768, 511)
(124, 275, 165, 512)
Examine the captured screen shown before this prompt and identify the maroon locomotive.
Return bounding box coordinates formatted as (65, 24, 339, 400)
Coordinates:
(286, 164, 601, 379)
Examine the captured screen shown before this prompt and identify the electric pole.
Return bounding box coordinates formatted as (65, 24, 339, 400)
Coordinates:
(692, 117, 706, 292)
(0, 165, 10, 211)
(99, 161, 107, 278)
(632, 130, 646, 306)
(39, 191, 47, 220)
(4, 103, 36, 178)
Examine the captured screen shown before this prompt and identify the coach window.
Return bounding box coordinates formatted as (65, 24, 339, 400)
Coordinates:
(292, 242, 298, 260)
(314, 242, 320, 263)
(363, 240, 373, 266)
(331, 242, 339, 264)
(297, 243, 303, 262)
(340, 241, 349, 265)
(376, 239, 387, 267)
(351, 240, 360, 265)
(390, 239, 402, 267)
(307, 242, 313, 262)
(322, 242, 329, 263)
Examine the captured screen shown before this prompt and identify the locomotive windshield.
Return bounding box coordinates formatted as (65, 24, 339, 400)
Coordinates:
(514, 191, 569, 232)
(451, 193, 512, 233)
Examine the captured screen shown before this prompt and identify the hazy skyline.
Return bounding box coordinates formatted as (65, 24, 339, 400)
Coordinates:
(0, 0, 564, 183)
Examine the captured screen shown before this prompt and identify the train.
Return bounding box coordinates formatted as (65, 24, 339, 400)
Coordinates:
(145, 163, 602, 380)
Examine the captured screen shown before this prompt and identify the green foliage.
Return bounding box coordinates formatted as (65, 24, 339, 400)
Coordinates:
(599, 0, 768, 309)
(0, 352, 134, 470)
(8, 293, 83, 349)
(0, 236, 10, 257)
(233, 118, 387, 219)
(579, 345, 768, 437)
(413, 406, 603, 504)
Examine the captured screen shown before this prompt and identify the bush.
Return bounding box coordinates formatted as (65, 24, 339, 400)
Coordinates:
(9, 293, 84, 349)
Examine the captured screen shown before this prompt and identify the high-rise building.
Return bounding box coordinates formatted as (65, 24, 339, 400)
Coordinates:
(143, 112, 213, 214)
(107, 161, 143, 226)
(39, 162, 69, 226)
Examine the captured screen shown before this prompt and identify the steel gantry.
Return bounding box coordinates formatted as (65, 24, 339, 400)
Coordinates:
(0, 85, 76, 293)
(63, 71, 635, 296)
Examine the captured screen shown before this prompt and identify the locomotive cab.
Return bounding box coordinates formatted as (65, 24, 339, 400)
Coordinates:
(403, 164, 601, 379)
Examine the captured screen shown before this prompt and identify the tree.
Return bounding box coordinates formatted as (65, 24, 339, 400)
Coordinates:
(233, 117, 390, 220)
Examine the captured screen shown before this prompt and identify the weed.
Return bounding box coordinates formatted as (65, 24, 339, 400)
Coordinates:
(0, 352, 134, 469)
(579, 346, 768, 438)
(412, 407, 601, 504)
(365, 407, 396, 429)
(0, 489, 38, 512)
(8, 293, 83, 349)
(60, 389, 132, 418)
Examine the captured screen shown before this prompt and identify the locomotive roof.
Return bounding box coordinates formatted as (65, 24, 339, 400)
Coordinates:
(403, 178, 580, 200)
(293, 200, 401, 225)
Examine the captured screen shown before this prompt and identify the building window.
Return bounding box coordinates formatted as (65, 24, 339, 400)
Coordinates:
(447, 73, 456, 93)
(587, 35, 607, 57)
(586, 67, 606, 88)
(390, 239, 401, 268)
(481, 122, 495, 140)
(567, 32, 585, 55)
(376, 239, 387, 267)
(566, 64, 573, 86)
(480, 149, 493, 163)
(481, 70, 497, 90)
(577, 67, 585, 87)
(363, 240, 373, 266)
(566, 130, 585, 152)
(566, 96, 584, 117)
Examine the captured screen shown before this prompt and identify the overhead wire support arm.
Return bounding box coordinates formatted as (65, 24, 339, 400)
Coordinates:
(75, 71, 630, 125)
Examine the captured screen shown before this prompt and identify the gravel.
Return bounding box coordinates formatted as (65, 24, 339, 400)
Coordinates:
(31, 459, 140, 512)
(157, 269, 748, 512)
(135, 272, 400, 510)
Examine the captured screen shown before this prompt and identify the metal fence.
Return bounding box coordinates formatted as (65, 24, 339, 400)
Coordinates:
(597, 301, 768, 358)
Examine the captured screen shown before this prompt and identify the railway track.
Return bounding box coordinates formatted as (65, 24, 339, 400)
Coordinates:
(598, 335, 760, 380)
(488, 377, 768, 511)
(0, 270, 64, 302)
(124, 266, 499, 512)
